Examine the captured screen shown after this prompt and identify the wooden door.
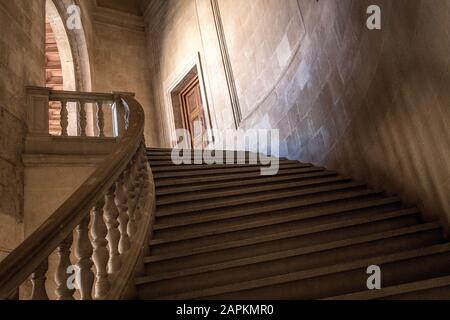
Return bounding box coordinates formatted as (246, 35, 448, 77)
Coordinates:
(179, 76, 208, 149)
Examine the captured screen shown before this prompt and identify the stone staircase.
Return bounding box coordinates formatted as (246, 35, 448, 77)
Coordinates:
(136, 148, 450, 300)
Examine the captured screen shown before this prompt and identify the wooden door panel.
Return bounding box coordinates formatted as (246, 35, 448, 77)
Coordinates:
(180, 76, 208, 149)
(187, 91, 197, 113)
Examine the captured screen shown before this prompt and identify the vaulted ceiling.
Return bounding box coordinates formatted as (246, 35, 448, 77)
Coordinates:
(96, 0, 151, 16)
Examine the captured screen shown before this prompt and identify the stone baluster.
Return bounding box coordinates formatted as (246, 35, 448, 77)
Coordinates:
(75, 216, 94, 300)
(126, 160, 138, 238)
(135, 146, 148, 222)
(114, 97, 127, 137)
(135, 150, 145, 195)
(91, 198, 110, 299)
(55, 235, 75, 300)
(133, 161, 143, 222)
(133, 152, 142, 191)
(104, 185, 122, 274)
(78, 100, 87, 137)
(96, 100, 105, 138)
(60, 99, 69, 137)
(142, 162, 150, 206)
(115, 174, 130, 254)
(31, 259, 49, 300)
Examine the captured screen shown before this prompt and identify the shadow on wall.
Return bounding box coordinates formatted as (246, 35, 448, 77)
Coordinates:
(239, 0, 450, 230)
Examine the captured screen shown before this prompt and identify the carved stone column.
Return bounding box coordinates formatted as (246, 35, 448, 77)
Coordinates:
(104, 185, 122, 274)
(60, 99, 69, 137)
(115, 174, 130, 254)
(91, 199, 110, 299)
(55, 235, 75, 300)
(31, 259, 49, 300)
(75, 216, 94, 300)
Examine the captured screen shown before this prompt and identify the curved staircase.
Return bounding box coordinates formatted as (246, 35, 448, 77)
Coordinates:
(137, 148, 450, 300)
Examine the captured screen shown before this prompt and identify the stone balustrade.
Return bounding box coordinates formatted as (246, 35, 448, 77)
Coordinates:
(0, 89, 155, 300)
(28, 144, 151, 300)
(26, 87, 129, 138)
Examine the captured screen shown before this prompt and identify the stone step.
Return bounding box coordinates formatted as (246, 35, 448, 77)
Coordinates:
(147, 149, 263, 158)
(155, 166, 326, 187)
(147, 147, 259, 153)
(137, 223, 442, 299)
(142, 223, 440, 284)
(325, 275, 450, 300)
(154, 196, 401, 236)
(146, 208, 419, 264)
(152, 199, 404, 245)
(140, 149, 445, 300)
(156, 176, 351, 205)
(149, 159, 296, 168)
(323, 276, 450, 301)
(156, 182, 366, 217)
(155, 171, 338, 196)
(154, 243, 450, 300)
(152, 162, 307, 179)
(155, 190, 384, 228)
(148, 152, 283, 159)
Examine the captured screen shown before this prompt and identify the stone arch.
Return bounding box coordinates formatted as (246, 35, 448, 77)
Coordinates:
(47, 0, 92, 92)
(46, 0, 97, 136)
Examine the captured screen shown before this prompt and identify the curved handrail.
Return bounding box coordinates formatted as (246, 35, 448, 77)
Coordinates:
(0, 92, 154, 300)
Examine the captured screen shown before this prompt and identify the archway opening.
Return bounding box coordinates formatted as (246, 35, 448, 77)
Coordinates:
(45, 0, 78, 136)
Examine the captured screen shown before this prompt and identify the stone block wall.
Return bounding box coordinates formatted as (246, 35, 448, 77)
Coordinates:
(241, 0, 450, 228)
(0, 0, 46, 259)
(92, 21, 160, 145)
(145, 0, 208, 143)
(219, 0, 304, 118)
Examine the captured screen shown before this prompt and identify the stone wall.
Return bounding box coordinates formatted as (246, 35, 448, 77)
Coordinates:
(145, 0, 208, 144)
(145, 0, 450, 230)
(0, 0, 46, 260)
(242, 0, 450, 228)
(218, 0, 304, 118)
(91, 19, 160, 145)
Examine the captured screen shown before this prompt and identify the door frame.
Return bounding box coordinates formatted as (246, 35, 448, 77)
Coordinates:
(179, 74, 201, 137)
(164, 53, 214, 148)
